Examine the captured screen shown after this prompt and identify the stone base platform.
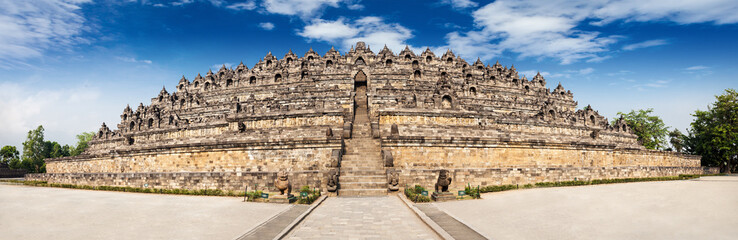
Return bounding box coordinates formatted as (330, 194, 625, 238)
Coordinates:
(432, 192, 456, 202)
(269, 194, 295, 204)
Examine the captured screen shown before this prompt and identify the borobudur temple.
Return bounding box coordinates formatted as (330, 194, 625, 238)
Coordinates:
(27, 42, 703, 196)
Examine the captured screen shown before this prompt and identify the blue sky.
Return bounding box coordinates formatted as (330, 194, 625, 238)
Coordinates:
(1, 0, 737, 150)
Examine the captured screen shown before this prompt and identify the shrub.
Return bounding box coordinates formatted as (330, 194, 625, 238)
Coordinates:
(464, 184, 481, 199)
(297, 185, 321, 204)
(404, 185, 431, 202)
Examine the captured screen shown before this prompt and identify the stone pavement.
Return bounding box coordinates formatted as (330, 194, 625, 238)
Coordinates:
(285, 195, 440, 240)
(436, 176, 738, 240)
(237, 204, 310, 240)
(0, 184, 289, 240)
(414, 203, 486, 240)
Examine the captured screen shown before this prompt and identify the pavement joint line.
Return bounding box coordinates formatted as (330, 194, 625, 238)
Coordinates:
(430, 202, 488, 240)
(234, 204, 294, 240)
(397, 192, 455, 240)
(273, 194, 328, 240)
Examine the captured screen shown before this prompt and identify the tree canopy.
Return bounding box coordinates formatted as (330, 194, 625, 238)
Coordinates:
(21, 125, 47, 173)
(0, 145, 20, 168)
(8, 126, 94, 173)
(668, 129, 685, 153)
(614, 109, 669, 150)
(686, 89, 738, 173)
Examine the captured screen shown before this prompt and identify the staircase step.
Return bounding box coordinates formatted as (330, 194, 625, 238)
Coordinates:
(340, 175, 385, 182)
(341, 169, 386, 176)
(339, 182, 386, 190)
(338, 189, 387, 197)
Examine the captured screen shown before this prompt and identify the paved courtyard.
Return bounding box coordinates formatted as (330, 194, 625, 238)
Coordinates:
(286, 196, 439, 240)
(0, 184, 289, 240)
(436, 176, 738, 240)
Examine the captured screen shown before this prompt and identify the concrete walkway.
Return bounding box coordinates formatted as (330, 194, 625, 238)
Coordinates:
(0, 184, 289, 240)
(285, 196, 440, 240)
(414, 203, 486, 240)
(237, 204, 310, 240)
(436, 176, 738, 240)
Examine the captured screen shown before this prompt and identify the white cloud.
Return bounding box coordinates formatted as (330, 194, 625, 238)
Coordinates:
(299, 18, 358, 42)
(0, 82, 104, 151)
(258, 22, 275, 30)
(592, 0, 738, 25)
(576, 67, 594, 75)
(519, 67, 594, 80)
(622, 39, 668, 51)
(632, 79, 670, 91)
(171, 0, 194, 6)
(211, 63, 234, 70)
(685, 65, 709, 71)
(0, 0, 92, 69)
(262, 0, 341, 19)
(116, 56, 152, 64)
(299, 17, 417, 54)
(443, 0, 738, 64)
(226, 1, 256, 11)
(440, 0, 478, 9)
(347, 3, 364, 10)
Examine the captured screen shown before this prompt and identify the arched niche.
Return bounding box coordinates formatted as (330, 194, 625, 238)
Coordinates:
(354, 70, 367, 83)
(441, 95, 452, 109)
(355, 57, 365, 65)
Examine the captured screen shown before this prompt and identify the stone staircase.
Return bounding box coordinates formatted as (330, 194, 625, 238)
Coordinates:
(338, 85, 386, 197)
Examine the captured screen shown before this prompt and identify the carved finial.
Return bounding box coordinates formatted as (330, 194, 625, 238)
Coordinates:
(207, 69, 213, 75)
(326, 46, 339, 55)
(474, 57, 483, 65)
(287, 49, 293, 54)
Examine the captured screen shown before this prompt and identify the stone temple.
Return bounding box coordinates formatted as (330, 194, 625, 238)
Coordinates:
(28, 42, 702, 196)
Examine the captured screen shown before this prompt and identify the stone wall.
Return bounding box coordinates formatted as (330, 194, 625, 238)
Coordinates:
(0, 168, 27, 178)
(26, 170, 329, 192)
(398, 166, 708, 191)
(385, 145, 700, 169)
(47, 144, 339, 174)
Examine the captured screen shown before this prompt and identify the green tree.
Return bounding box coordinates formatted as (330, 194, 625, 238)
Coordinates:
(45, 141, 71, 158)
(70, 132, 94, 156)
(21, 125, 47, 173)
(1, 145, 20, 167)
(686, 89, 738, 173)
(615, 109, 669, 150)
(668, 129, 685, 153)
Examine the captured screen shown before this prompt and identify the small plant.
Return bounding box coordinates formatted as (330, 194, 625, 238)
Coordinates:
(464, 184, 481, 199)
(404, 185, 431, 202)
(297, 185, 321, 204)
(245, 190, 263, 201)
